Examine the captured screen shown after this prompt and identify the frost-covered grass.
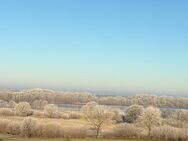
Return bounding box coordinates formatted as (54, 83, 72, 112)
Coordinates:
(0, 133, 153, 141)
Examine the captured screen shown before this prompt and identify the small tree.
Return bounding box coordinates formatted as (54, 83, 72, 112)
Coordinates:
(124, 104, 144, 123)
(137, 106, 161, 137)
(42, 122, 62, 137)
(14, 102, 32, 116)
(81, 101, 113, 138)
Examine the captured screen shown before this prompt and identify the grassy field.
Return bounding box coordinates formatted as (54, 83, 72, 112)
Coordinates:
(0, 116, 115, 129)
(0, 133, 152, 141)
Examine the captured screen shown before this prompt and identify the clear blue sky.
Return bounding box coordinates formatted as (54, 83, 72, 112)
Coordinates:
(0, 0, 188, 96)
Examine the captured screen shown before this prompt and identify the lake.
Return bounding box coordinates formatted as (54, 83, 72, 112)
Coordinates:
(56, 103, 187, 111)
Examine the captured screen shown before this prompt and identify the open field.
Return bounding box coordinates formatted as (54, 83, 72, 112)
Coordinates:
(0, 134, 153, 141)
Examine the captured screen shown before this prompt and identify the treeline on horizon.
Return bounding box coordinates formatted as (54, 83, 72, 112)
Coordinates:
(0, 88, 188, 109)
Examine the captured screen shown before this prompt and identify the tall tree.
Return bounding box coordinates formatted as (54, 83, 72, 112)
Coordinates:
(138, 106, 161, 137)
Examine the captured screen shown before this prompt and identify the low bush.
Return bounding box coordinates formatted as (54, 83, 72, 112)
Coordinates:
(163, 118, 188, 128)
(113, 123, 142, 138)
(32, 122, 44, 137)
(6, 121, 21, 135)
(44, 104, 62, 118)
(42, 122, 63, 138)
(68, 112, 82, 119)
(151, 125, 186, 141)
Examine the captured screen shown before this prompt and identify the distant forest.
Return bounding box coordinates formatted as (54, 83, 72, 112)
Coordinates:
(0, 88, 187, 109)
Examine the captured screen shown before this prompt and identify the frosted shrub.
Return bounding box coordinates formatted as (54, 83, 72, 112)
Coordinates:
(42, 122, 62, 137)
(68, 112, 81, 119)
(111, 109, 124, 122)
(113, 123, 141, 138)
(32, 122, 45, 137)
(15, 102, 32, 116)
(163, 118, 186, 128)
(44, 104, 61, 118)
(151, 125, 186, 141)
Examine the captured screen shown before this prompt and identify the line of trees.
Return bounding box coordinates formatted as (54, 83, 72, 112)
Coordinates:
(0, 89, 188, 108)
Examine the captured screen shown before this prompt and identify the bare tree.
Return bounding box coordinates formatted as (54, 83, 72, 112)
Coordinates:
(81, 101, 113, 138)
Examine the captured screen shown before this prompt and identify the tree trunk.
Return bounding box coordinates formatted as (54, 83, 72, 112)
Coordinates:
(96, 127, 101, 138)
(148, 127, 151, 138)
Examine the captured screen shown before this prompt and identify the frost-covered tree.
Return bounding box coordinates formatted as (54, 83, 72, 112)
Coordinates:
(8, 100, 17, 108)
(81, 101, 113, 138)
(124, 104, 144, 123)
(137, 106, 161, 137)
(14, 102, 32, 116)
(31, 100, 48, 109)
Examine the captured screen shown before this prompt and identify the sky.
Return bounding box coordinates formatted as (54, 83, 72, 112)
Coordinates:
(0, 0, 188, 96)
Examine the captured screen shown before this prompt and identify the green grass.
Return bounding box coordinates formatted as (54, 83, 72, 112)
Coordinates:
(0, 134, 153, 141)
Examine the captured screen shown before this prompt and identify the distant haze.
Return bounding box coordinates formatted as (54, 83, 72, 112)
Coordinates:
(0, 0, 188, 97)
